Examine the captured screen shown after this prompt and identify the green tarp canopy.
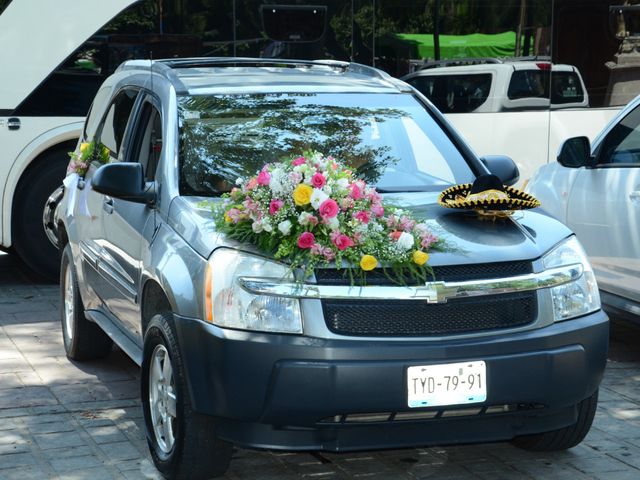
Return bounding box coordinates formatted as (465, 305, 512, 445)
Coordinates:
(395, 31, 522, 60)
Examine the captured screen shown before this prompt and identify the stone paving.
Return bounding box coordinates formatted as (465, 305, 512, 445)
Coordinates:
(1, 252, 640, 479)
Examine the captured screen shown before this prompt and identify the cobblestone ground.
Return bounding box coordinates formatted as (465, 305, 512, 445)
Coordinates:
(1, 252, 640, 479)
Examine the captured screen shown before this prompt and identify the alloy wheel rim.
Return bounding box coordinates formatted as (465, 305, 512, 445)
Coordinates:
(149, 344, 177, 454)
(63, 265, 74, 341)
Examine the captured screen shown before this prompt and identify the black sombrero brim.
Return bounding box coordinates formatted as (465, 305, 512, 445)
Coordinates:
(438, 184, 541, 211)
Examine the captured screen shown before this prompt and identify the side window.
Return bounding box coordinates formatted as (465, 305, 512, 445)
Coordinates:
(97, 89, 138, 162)
(597, 106, 640, 165)
(128, 100, 163, 182)
(83, 87, 111, 140)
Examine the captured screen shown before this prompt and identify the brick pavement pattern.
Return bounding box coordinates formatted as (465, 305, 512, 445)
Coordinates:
(1, 252, 640, 479)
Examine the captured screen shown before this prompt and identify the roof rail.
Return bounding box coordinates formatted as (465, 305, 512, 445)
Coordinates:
(155, 57, 350, 70)
(155, 57, 402, 86)
(116, 57, 412, 93)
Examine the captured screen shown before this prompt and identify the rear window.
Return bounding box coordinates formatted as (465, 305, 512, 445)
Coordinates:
(551, 72, 585, 104)
(507, 70, 548, 100)
(407, 74, 492, 113)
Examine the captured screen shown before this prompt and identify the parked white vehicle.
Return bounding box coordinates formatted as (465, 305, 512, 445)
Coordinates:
(0, 0, 138, 278)
(401, 60, 619, 186)
(401, 60, 589, 114)
(526, 95, 640, 320)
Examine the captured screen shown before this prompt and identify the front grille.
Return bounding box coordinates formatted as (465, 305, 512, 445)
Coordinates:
(322, 292, 537, 336)
(316, 261, 537, 337)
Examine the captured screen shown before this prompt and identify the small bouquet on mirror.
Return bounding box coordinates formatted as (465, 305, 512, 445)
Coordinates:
(204, 151, 444, 285)
(67, 141, 110, 177)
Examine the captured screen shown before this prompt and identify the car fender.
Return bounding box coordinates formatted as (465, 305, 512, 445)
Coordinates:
(144, 222, 207, 320)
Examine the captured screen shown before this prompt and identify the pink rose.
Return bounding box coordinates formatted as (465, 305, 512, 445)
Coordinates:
(420, 233, 438, 249)
(371, 203, 384, 217)
(332, 234, 354, 251)
(257, 169, 271, 186)
(226, 208, 241, 223)
(340, 197, 355, 211)
(400, 216, 416, 231)
(323, 247, 336, 261)
(269, 199, 284, 215)
(353, 211, 370, 224)
(292, 156, 306, 166)
(319, 199, 339, 219)
(311, 172, 326, 189)
(349, 183, 362, 200)
(297, 232, 315, 249)
(289, 171, 303, 184)
(245, 178, 258, 191)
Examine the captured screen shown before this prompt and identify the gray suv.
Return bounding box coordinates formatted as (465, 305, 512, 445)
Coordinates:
(54, 58, 608, 479)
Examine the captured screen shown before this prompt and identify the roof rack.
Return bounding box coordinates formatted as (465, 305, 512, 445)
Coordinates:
(117, 56, 411, 94)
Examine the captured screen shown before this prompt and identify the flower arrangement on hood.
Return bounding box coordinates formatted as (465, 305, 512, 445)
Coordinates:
(211, 151, 442, 284)
(67, 141, 110, 177)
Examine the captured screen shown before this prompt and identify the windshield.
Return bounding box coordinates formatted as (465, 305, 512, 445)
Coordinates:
(178, 92, 475, 196)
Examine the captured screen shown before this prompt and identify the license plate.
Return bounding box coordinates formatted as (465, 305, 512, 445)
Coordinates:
(407, 361, 487, 408)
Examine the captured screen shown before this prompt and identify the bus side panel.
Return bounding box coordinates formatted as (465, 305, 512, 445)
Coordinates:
(0, 118, 82, 247)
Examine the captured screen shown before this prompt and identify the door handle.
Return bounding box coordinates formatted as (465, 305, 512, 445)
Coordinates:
(630, 191, 640, 204)
(103, 197, 114, 214)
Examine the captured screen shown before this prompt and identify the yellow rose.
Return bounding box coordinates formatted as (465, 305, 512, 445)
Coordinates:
(360, 255, 378, 271)
(79, 142, 90, 153)
(293, 184, 313, 206)
(412, 250, 429, 266)
(224, 211, 232, 223)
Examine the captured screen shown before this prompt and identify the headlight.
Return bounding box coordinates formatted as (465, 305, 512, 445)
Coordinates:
(204, 249, 302, 334)
(542, 236, 600, 321)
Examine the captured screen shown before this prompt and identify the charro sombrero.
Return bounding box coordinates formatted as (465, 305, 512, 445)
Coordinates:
(438, 174, 540, 213)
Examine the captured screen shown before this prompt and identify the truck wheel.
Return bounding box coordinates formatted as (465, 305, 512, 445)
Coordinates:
(512, 389, 598, 451)
(12, 146, 70, 281)
(60, 244, 113, 360)
(142, 313, 233, 479)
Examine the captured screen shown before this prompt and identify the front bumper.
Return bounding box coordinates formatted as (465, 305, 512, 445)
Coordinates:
(173, 310, 608, 451)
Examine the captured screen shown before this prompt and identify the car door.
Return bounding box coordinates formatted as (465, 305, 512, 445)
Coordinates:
(79, 87, 139, 309)
(100, 94, 162, 341)
(566, 104, 640, 302)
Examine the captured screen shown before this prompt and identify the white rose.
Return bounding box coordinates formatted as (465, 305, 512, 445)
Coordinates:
(310, 188, 329, 210)
(397, 232, 415, 251)
(261, 219, 273, 233)
(278, 220, 292, 236)
(252, 221, 263, 233)
(336, 178, 349, 189)
(325, 217, 340, 231)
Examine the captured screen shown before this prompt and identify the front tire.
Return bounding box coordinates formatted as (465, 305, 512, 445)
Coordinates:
(13, 146, 71, 280)
(512, 389, 599, 451)
(142, 314, 232, 479)
(60, 244, 113, 360)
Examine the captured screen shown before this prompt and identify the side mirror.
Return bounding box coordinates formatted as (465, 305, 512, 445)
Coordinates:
(557, 136, 591, 168)
(92, 163, 155, 205)
(480, 155, 519, 186)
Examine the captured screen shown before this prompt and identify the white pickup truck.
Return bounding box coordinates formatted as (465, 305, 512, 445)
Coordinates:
(402, 60, 621, 184)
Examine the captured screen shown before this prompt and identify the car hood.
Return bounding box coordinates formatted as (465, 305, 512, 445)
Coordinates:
(168, 193, 572, 266)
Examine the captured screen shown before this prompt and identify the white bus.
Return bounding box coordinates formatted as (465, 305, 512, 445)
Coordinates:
(1, 0, 634, 278)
